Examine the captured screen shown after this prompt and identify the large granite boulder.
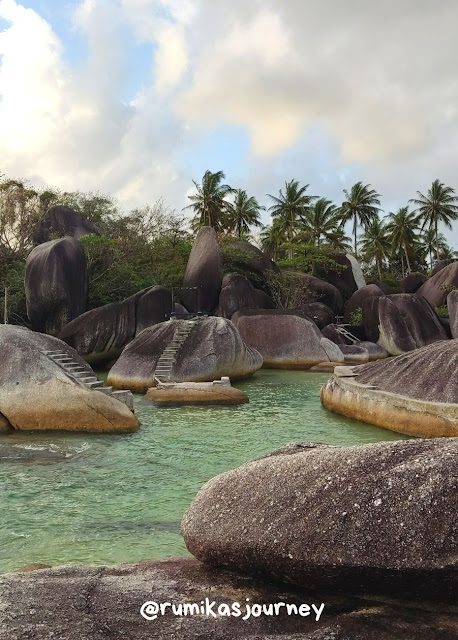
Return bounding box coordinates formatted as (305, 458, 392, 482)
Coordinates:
(343, 284, 384, 324)
(321, 339, 458, 437)
(182, 439, 458, 603)
(362, 293, 447, 355)
(217, 274, 261, 319)
(447, 290, 458, 338)
(108, 317, 262, 393)
(58, 286, 172, 364)
(33, 205, 100, 244)
(400, 272, 427, 293)
(25, 237, 88, 336)
(294, 274, 343, 314)
(432, 258, 454, 276)
(232, 309, 343, 369)
(417, 262, 458, 308)
(222, 239, 279, 286)
(2, 558, 456, 640)
(0, 325, 138, 432)
(314, 252, 365, 295)
(299, 302, 334, 329)
(182, 227, 222, 313)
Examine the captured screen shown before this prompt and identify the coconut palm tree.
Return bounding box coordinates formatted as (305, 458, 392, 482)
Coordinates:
(225, 189, 264, 238)
(337, 182, 382, 256)
(260, 220, 285, 262)
(359, 218, 391, 281)
(418, 228, 451, 267)
(385, 206, 419, 276)
(409, 179, 458, 261)
(184, 170, 234, 232)
(267, 180, 317, 259)
(301, 198, 340, 245)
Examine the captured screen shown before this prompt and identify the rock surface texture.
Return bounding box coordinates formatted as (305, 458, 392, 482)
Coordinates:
(399, 272, 427, 293)
(217, 273, 265, 319)
(448, 290, 458, 338)
(58, 286, 172, 363)
(0, 325, 138, 432)
(33, 205, 100, 244)
(25, 237, 88, 336)
(417, 262, 458, 308)
(343, 284, 384, 324)
(2, 558, 456, 640)
(182, 439, 458, 602)
(232, 310, 341, 369)
(108, 317, 262, 393)
(182, 226, 222, 313)
(362, 293, 447, 355)
(321, 340, 458, 436)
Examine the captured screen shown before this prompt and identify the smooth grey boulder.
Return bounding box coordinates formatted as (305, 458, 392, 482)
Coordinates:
(343, 284, 384, 323)
(432, 259, 454, 276)
(300, 302, 334, 329)
(33, 205, 100, 244)
(357, 341, 388, 360)
(58, 286, 172, 364)
(0, 325, 138, 433)
(447, 290, 458, 338)
(294, 273, 343, 314)
(400, 272, 427, 293)
(182, 439, 458, 603)
(314, 252, 365, 295)
(339, 344, 370, 364)
(362, 293, 447, 355)
(108, 317, 262, 393)
(232, 309, 341, 369)
(218, 273, 261, 319)
(2, 558, 456, 640)
(25, 236, 88, 336)
(182, 226, 222, 313)
(417, 262, 458, 308)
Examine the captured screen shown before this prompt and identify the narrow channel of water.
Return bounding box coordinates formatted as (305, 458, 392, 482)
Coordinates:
(0, 370, 406, 573)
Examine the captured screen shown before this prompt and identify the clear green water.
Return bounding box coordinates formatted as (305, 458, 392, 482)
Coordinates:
(1, 370, 406, 573)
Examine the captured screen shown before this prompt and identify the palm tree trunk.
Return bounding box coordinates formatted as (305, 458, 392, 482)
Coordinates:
(377, 256, 382, 281)
(404, 243, 411, 273)
(435, 218, 440, 261)
(400, 253, 405, 279)
(353, 215, 357, 256)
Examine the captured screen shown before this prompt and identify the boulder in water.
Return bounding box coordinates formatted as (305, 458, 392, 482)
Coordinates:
(25, 237, 88, 336)
(0, 325, 138, 433)
(108, 317, 262, 393)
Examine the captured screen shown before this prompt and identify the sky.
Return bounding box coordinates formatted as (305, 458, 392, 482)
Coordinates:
(1, 0, 458, 243)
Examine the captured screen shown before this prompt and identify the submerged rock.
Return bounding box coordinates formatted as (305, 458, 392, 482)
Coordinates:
(182, 226, 222, 313)
(362, 293, 447, 355)
(232, 309, 341, 369)
(58, 286, 172, 364)
(33, 205, 100, 244)
(0, 325, 139, 433)
(2, 558, 455, 640)
(321, 339, 458, 437)
(25, 237, 88, 336)
(182, 439, 458, 602)
(108, 317, 262, 393)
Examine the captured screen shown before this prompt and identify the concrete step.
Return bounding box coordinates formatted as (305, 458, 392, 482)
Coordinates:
(97, 386, 113, 395)
(71, 372, 95, 379)
(112, 390, 134, 411)
(85, 381, 105, 389)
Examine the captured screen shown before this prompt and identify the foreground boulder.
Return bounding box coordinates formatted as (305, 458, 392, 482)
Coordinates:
(108, 317, 262, 393)
(362, 293, 447, 355)
(232, 309, 342, 369)
(58, 286, 172, 363)
(33, 205, 100, 244)
(321, 339, 458, 437)
(2, 558, 456, 640)
(417, 262, 458, 308)
(0, 326, 138, 433)
(25, 237, 88, 336)
(182, 227, 222, 313)
(182, 439, 458, 603)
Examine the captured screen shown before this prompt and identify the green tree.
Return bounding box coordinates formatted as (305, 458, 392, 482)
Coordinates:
(409, 179, 458, 261)
(301, 197, 340, 246)
(359, 218, 390, 281)
(225, 189, 264, 238)
(184, 170, 233, 231)
(385, 206, 419, 276)
(337, 182, 382, 256)
(267, 180, 317, 259)
(260, 220, 285, 262)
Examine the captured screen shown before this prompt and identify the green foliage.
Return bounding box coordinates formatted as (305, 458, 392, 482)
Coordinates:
(440, 284, 458, 292)
(0, 260, 28, 325)
(277, 245, 346, 277)
(434, 306, 449, 317)
(265, 270, 314, 309)
(219, 243, 265, 289)
(349, 307, 363, 326)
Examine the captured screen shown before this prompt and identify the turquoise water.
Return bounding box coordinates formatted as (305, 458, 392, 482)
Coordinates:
(1, 370, 406, 573)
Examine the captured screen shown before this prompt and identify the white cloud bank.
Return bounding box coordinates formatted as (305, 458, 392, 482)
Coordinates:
(1, 0, 458, 220)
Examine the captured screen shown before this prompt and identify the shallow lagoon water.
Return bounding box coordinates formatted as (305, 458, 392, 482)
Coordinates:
(1, 370, 406, 573)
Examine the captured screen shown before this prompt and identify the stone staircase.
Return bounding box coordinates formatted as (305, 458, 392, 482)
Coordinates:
(154, 318, 199, 383)
(334, 325, 360, 344)
(42, 350, 134, 410)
